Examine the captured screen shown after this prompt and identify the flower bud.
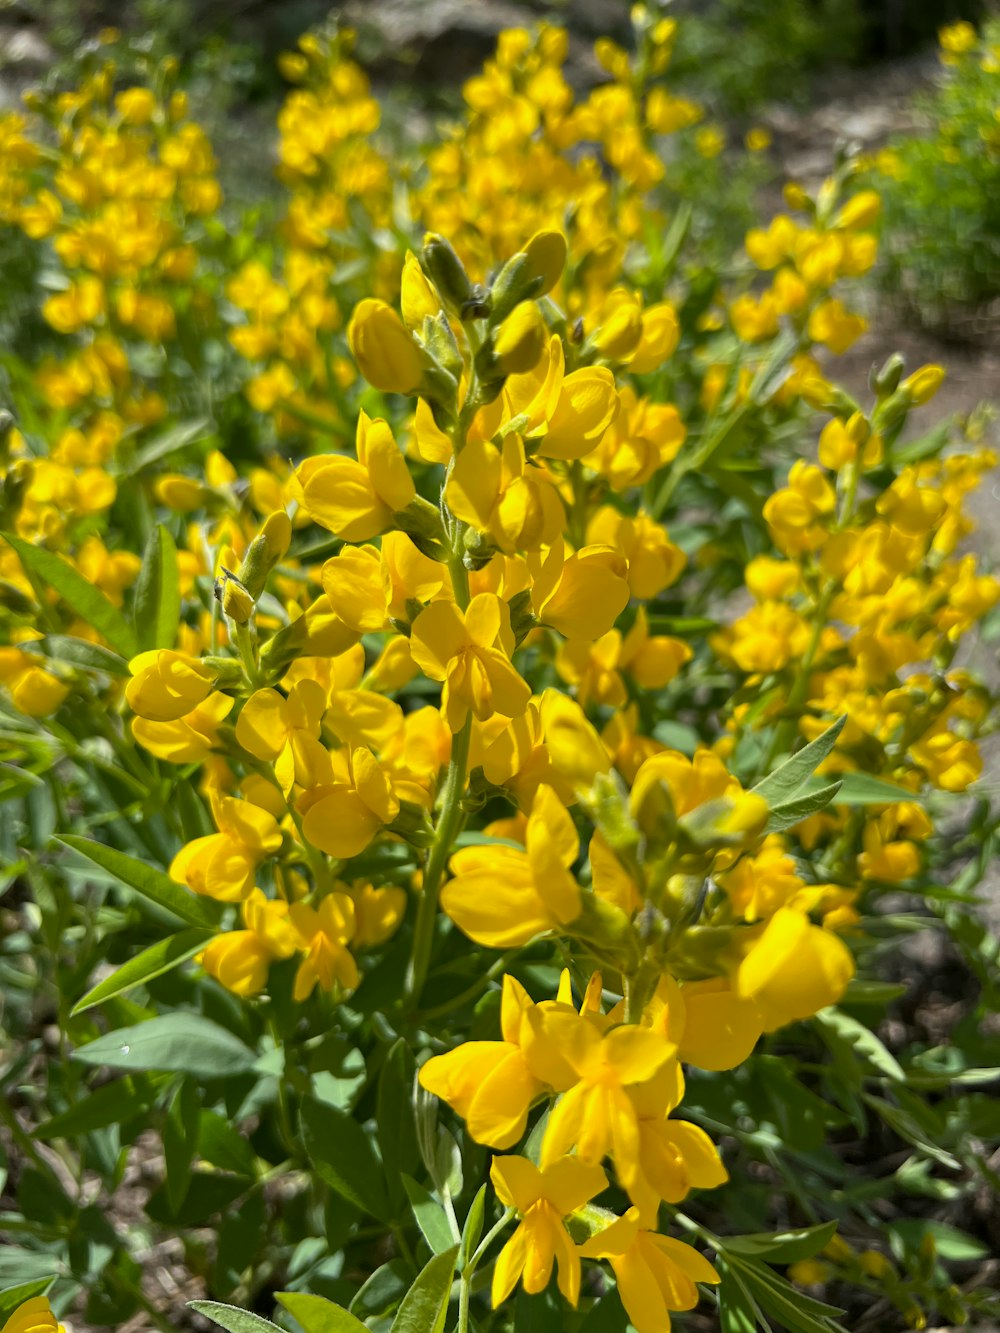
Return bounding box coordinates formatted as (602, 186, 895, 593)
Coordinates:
(401, 251, 442, 330)
(348, 298, 425, 395)
(834, 190, 880, 230)
(522, 229, 567, 297)
(870, 352, 904, 398)
(421, 233, 472, 312)
(593, 301, 643, 360)
(238, 511, 292, 599)
(493, 302, 547, 373)
(902, 364, 945, 405)
(217, 571, 255, 625)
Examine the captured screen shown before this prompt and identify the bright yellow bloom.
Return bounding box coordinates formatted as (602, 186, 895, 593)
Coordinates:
(132, 691, 234, 763)
(201, 889, 299, 996)
(289, 892, 359, 998)
(579, 1209, 720, 1333)
(763, 460, 836, 554)
(409, 592, 530, 732)
(419, 974, 549, 1147)
(126, 649, 216, 721)
(538, 1018, 677, 1186)
(297, 410, 415, 541)
(170, 791, 283, 902)
(447, 435, 565, 553)
(347, 297, 425, 393)
(490, 1154, 608, 1308)
(236, 679, 327, 794)
(441, 783, 581, 946)
(736, 907, 855, 1030)
(298, 744, 400, 858)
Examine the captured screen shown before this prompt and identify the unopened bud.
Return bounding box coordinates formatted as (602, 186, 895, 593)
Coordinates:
(348, 298, 425, 395)
(902, 364, 945, 406)
(493, 302, 547, 374)
(845, 411, 871, 447)
(870, 352, 905, 398)
(215, 569, 254, 625)
(522, 229, 568, 297)
(238, 510, 292, 598)
(421, 233, 472, 312)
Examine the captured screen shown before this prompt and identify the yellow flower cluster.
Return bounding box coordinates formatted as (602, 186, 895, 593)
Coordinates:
(0, 12, 996, 1329)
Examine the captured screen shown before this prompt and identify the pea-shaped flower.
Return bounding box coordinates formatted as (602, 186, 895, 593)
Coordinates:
(348, 297, 425, 394)
(409, 591, 530, 733)
(297, 410, 415, 541)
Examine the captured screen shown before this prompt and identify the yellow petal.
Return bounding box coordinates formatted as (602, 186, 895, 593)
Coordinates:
(235, 688, 288, 760)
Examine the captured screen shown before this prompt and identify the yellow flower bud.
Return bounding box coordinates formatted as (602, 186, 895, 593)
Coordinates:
(593, 301, 643, 360)
(347, 298, 425, 395)
(522, 229, 567, 297)
(902, 364, 945, 405)
(401, 251, 442, 330)
(493, 302, 546, 373)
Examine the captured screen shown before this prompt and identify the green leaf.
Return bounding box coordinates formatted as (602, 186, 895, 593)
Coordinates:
(55, 836, 218, 926)
(832, 772, 921, 806)
(73, 1013, 257, 1078)
(459, 1184, 487, 1271)
(71, 927, 211, 1014)
(2, 531, 137, 657)
(752, 717, 846, 808)
(714, 1259, 760, 1333)
(31, 635, 129, 676)
(842, 979, 908, 1006)
(301, 1096, 390, 1222)
(402, 1174, 455, 1256)
(378, 1039, 420, 1213)
(133, 524, 181, 653)
(765, 781, 841, 834)
(124, 417, 211, 476)
(390, 1246, 458, 1333)
(0, 1278, 56, 1324)
(727, 1256, 847, 1333)
(890, 1219, 988, 1262)
(189, 1302, 283, 1333)
(33, 1075, 160, 1139)
(164, 1078, 199, 1214)
(814, 1007, 905, 1081)
(276, 1292, 369, 1333)
(723, 1220, 838, 1263)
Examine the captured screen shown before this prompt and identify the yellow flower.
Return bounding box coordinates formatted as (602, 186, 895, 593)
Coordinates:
(526, 543, 630, 642)
(1, 1297, 62, 1333)
(538, 1017, 677, 1186)
(807, 298, 867, 355)
(289, 892, 359, 999)
(0, 649, 69, 717)
(132, 691, 234, 763)
(235, 679, 328, 794)
(579, 1209, 720, 1333)
(587, 506, 686, 598)
(298, 744, 400, 858)
(170, 791, 283, 902)
(126, 650, 217, 721)
(347, 297, 425, 394)
(409, 592, 530, 732)
(735, 907, 855, 1030)
(447, 436, 565, 553)
(763, 460, 836, 554)
(419, 973, 550, 1147)
(297, 410, 415, 541)
(441, 783, 582, 946)
(490, 1154, 608, 1308)
(494, 302, 547, 374)
(201, 889, 299, 996)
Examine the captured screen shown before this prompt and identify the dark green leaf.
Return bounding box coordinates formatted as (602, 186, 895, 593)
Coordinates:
(73, 1013, 257, 1078)
(2, 532, 137, 657)
(133, 525, 181, 653)
(189, 1302, 283, 1333)
(728, 1256, 847, 1333)
(55, 836, 218, 926)
(752, 717, 846, 808)
(378, 1039, 419, 1213)
(402, 1175, 455, 1256)
(890, 1219, 988, 1262)
(301, 1096, 390, 1222)
(198, 1112, 257, 1177)
(390, 1246, 458, 1333)
(723, 1221, 838, 1263)
(72, 927, 211, 1014)
(350, 1261, 410, 1319)
(33, 1075, 160, 1139)
(276, 1291, 369, 1333)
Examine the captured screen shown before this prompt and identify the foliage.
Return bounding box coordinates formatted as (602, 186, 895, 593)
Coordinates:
(870, 19, 1000, 335)
(0, 8, 998, 1333)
